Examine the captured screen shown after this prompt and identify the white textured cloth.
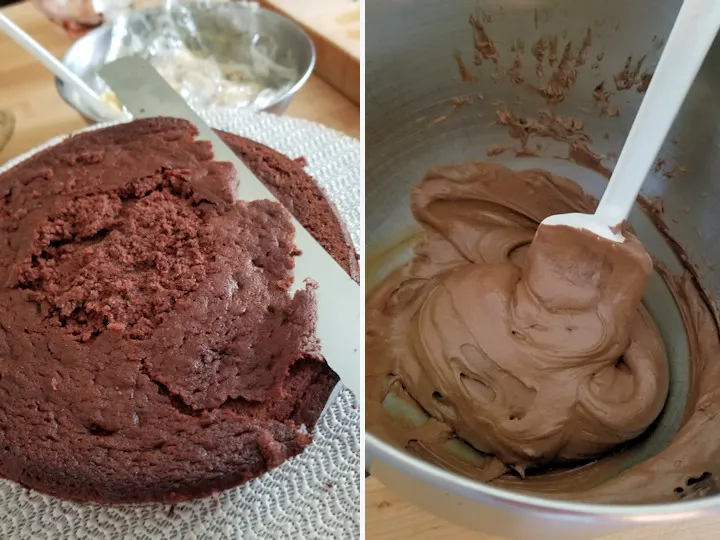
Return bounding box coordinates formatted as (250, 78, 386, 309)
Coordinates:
(0, 111, 361, 540)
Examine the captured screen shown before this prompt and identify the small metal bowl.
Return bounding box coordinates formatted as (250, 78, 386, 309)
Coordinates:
(57, 2, 315, 123)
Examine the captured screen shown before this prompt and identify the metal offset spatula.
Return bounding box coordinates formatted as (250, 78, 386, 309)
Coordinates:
(100, 56, 360, 398)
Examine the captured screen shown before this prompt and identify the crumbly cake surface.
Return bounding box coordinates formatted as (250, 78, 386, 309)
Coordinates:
(0, 117, 353, 503)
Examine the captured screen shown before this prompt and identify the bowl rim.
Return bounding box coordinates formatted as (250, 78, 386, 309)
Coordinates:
(366, 432, 720, 522)
(56, 2, 317, 122)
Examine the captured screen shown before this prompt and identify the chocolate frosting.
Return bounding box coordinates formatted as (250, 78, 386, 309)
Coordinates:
(367, 162, 720, 502)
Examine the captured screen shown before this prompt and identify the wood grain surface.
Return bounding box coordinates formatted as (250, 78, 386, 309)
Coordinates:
(367, 475, 720, 539)
(366, 477, 499, 540)
(0, 1, 359, 164)
(259, 0, 360, 104)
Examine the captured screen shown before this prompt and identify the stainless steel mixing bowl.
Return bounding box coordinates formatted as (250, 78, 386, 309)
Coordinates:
(58, 2, 315, 122)
(365, 1, 720, 538)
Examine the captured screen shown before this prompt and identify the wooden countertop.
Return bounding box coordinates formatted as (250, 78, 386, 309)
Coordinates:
(367, 474, 720, 539)
(0, 1, 359, 164)
(366, 477, 499, 540)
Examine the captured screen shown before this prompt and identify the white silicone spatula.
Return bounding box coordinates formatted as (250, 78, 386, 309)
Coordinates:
(0, 14, 129, 122)
(541, 0, 720, 242)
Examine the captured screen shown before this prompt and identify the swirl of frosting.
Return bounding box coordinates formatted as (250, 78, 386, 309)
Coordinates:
(371, 162, 669, 472)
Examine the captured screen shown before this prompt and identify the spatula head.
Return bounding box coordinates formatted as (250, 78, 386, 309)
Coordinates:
(540, 212, 624, 243)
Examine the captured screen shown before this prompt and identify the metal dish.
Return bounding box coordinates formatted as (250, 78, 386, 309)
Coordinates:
(57, 2, 315, 122)
(365, 0, 720, 538)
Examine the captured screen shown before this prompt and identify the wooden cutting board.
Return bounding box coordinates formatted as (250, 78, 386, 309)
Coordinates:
(259, 0, 360, 105)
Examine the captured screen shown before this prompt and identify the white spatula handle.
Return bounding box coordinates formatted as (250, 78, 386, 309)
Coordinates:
(0, 14, 128, 121)
(594, 0, 720, 228)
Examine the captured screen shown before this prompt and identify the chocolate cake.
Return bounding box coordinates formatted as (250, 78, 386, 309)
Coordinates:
(0, 117, 358, 504)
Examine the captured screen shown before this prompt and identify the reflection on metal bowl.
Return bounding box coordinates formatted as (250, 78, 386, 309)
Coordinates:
(57, 2, 315, 122)
(365, 1, 720, 538)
